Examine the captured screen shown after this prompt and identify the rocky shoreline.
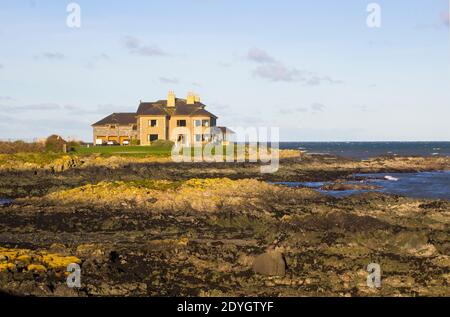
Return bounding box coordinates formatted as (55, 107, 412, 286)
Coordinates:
(0, 154, 449, 296)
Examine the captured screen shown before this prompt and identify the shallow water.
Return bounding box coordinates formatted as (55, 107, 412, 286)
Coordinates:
(0, 198, 13, 206)
(274, 171, 450, 200)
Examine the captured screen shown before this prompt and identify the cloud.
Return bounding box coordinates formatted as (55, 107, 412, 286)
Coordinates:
(247, 48, 343, 85)
(0, 64, 3, 69)
(0, 103, 61, 112)
(279, 103, 326, 114)
(305, 75, 343, 86)
(415, 11, 450, 30)
(253, 64, 302, 82)
(159, 77, 180, 84)
(247, 48, 276, 64)
(218, 62, 231, 68)
(86, 53, 111, 70)
(209, 102, 232, 113)
(441, 11, 449, 27)
(96, 53, 110, 60)
(253, 64, 342, 85)
(0, 96, 14, 101)
(311, 102, 326, 112)
(37, 52, 66, 60)
(0, 103, 132, 117)
(354, 105, 369, 112)
(122, 36, 168, 57)
(279, 107, 308, 115)
(123, 36, 141, 49)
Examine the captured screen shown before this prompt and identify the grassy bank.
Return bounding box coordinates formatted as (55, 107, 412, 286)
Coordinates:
(73, 145, 172, 157)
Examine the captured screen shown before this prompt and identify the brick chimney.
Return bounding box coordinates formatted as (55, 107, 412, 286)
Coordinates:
(186, 91, 195, 105)
(167, 90, 176, 107)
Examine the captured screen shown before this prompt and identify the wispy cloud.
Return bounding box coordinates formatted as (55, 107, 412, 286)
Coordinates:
(218, 62, 231, 68)
(159, 77, 180, 84)
(0, 103, 132, 116)
(441, 11, 449, 27)
(0, 96, 15, 101)
(415, 11, 450, 30)
(86, 53, 111, 70)
(36, 52, 66, 60)
(311, 102, 326, 112)
(247, 48, 276, 64)
(0, 64, 3, 69)
(0, 103, 61, 113)
(354, 105, 370, 112)
(279, 103, 327, 114)
(247, 48, 343, 85)
(279, 107, 308, 114)
(122, 36, 168, 57)
(0, 103, 61, 112)
(253, 64, 302, 82)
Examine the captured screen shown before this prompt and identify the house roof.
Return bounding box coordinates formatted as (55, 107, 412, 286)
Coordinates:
(216, 126, 235, 134)
(92, 113, 137, 126)
(137, 98, 218, 118)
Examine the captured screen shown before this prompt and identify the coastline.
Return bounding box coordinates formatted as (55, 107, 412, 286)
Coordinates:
(0, 152, 449, 296)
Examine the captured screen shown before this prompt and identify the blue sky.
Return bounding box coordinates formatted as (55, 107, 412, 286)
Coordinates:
(0, 0, 449, 141)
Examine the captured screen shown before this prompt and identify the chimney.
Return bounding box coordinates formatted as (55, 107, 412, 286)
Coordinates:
(167, 90, 176, 107)
(194, 94, 200, 103)
(186, 91, 195, 105)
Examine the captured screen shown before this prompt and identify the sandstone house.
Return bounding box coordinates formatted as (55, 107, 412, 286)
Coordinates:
(92, 91, 233, 146)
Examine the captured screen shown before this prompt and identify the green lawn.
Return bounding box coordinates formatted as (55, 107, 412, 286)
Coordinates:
(73, 145, 172, 157)
(73, 143, 265, 158)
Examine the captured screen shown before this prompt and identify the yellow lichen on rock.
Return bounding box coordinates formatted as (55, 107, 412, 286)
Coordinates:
(0, 263, 16, 272)
(0, 246, 81, 273)
(36, 177, 321, 213)
(40, 253, 81, 270)
(27, 264, 47, 272)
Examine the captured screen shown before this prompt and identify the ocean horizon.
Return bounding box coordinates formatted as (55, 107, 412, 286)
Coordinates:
(278, 141, 450, 160)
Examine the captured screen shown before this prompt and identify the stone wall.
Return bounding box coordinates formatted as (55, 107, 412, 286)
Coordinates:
(93, 125, 139, 145)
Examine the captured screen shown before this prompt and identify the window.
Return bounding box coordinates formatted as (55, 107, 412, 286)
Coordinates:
(202, 120, 210, 127)
(110, 125, 116, 129)
(149, 120, 158, 127)
(195, 134, 211, 142)
(177, 120, 187, 127)
(148, 134, 159, 142)
(132, 125, 137, 131)
(194, 120, 201, 127)
(177, 134, 186, 144)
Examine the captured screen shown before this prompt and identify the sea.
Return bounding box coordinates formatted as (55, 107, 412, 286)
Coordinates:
(277, 142, 450, 200)
(279, 141, 450, 160)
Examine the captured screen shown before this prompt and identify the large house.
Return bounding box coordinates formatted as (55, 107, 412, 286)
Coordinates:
(92, 91, 233, 146)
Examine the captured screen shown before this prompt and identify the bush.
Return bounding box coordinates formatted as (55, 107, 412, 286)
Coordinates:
(0, 141, 45, 154)
(130, 139, 140, 146)
(67, 140, 82, 152)
(150, 140, 174, 149)
(45, 135, 67, 153)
